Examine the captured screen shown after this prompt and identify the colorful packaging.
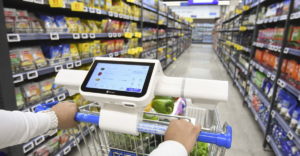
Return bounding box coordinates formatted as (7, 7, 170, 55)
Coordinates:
(104, 0, 112, 11)
(32, 46, 47, 68)
(55, 15, 67, 28)
(46, 136, 59, 154)
(52, 75, 66, 95)
(39, 78, 53, 100)
(100, 19, 108, 33)
(278, 90, 298, 118)
(290, 105, 300, 129)
(94, 40, 101, 56)
(10, 49, 21, 74)
(57, 130, 70, 148)
(100, 42, 108, 54)
(287, 60, 299, 80)
(15, 87, 24, 110)
(70, 44, 80, 60)
(87, 20, 99, 33)
(65, 17, 78, 33)
(38, 14, 57, 28)
(22, 82, 41, 105)
(11, 48, 36, 71)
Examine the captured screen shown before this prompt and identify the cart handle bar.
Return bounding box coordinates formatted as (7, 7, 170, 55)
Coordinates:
(36, 102, 232, 149)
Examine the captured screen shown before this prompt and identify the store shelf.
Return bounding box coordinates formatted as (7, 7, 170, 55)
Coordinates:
(143, 35, 158, 41)
(236, 62, 248, 75)
(22, 90, 69, 112)
(158, 55, 165, 61)
(272, 110, 300, 150)
(250, 60, 276, 79)
(158, 11, 167, 16)
(248, 80, 270, 108)
(158, 35, 167, 39)
(235, 79, 245, 96)
(143, 19, 157, 24)
(254, 42, 300, 57)
(7, 33, 124, 42)
(229, 55, 236, 63)
(257, 15, 288, 25)
(268, 136, 283, 156)
(246, 97, 266, 133)
(281, 79, 300, 99)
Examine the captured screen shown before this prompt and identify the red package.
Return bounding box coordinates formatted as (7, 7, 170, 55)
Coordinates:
(286, 60, 299, 80)
(281, 59, 288, 73)
(255, 49, 264, 61)
(113, 20, 120, 33)
(119, 21, 126, 33)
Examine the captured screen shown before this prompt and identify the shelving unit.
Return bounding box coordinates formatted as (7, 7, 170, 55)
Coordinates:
(0, 0, 192, 155)
(192, 23, 214, 43)
(213, 0, 300, 155)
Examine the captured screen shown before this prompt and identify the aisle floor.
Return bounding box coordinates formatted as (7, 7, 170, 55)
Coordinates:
(69, 44, 276, 156)
(164, 44, 275, 156)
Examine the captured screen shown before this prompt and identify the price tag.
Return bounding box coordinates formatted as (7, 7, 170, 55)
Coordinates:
(81, 33, 88, 39)
(114, 13, 118, 17)
(259, 66, 264, 72)
(34, 136, 45, 146)
(108, 33, 113, 38)
(46, 98, 55, 103)
(7, 34, 21, 42)
(121, 51, 125, 55)
(89, 7, 95, 13)
(96, 9, 101, 14)
(284, 47, 290, 54)
(13, 74, 24, 83)
(269, 17, 273, 23)
(75, 60, 82, 67)
(137, 47, 143, 52)
(277, 79, 281, 85)
(66, 62, 74, 69)
(237, 45, 243, 51)
(23, 142, 34, 153)
(127, 0, 134, 2)
(63, 146, 71, 155)
(255, 115, 258, 121)
(73, 33, 80, 39)
(274, 16, 279, 22)
(27, 71, 38, 80)
(114, 52, 119, 56)
(89, 33, 95, 39)
(58, 93, 66, 101)
(108, 11, 113, 16)
(119, 14, 123, 18)
(267, 72, 271, 78)
(117, 33, 122, 37)
(130, 16, 134, 20)
(280, 80, 286, 88)
(113, 33, 117, 38)
(288, 131, 294, 140)
(128, 48, 137, 55)
(239, 26, 246, 31)
(266, 136, 270, 143)
(271, 75, 275, 81)
(71, 2, 84, 12)
(281, 15, 287, 20)
(55, 65, 63, 72)
(50, 33, 59, 40)
(158, 20, 163, 25)
(135, 32, 142, 38)
(108, 53, 113, 57)
(49, 0, 64, 8)
(23, 0, 34, 2)
(124, 32, 132, 38)
(34, 0, 44, 4)
(264, 18, 269, 23)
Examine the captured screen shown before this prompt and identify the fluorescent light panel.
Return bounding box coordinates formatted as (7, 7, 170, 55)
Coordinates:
(218, 1, 230, 5)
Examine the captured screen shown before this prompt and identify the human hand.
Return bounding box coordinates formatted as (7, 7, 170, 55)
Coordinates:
(165, 119, 201, 154)
(51, 101, 79, 129)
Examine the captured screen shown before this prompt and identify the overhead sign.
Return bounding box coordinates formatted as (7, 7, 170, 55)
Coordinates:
(188, 0, 219, 5)
(170, 5, 220, 18)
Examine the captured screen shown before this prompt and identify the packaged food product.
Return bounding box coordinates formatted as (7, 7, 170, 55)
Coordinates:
(15, 87, 24, 110)
(100, 42, 108, 54)
(47, 136, 60, 154)
(106, 19, 114, 33)
(104, 0, 112, 11)
(287, 60, 299, 80)
(52, 75, 66, 95)
(87, 20, 99, 33)
(277, 89, 298, 118)
(70, 43, 80, 60)
(100, 19, 108, 33)
(38, 14, 57, 28)
(27, 143, 49, 156)
(94, 40, 101, 56)
(77, 42, 90, 58)
(290, 105, 300, 129)
(65, 17, 78, 33)
(74, 17, 85, 33)
(57, 130, 70, 148)
(32, 46, 47, 68)
(39, 78, 53, 100)
(28, 13, 43, 33)
(10, 49, 21, 74)
(295, 0, 300, 12)
(11, 48, 36, 71)
(22, 82, 41, 105)
(89, 42, 95, 57)
(112, 20, 120, 33)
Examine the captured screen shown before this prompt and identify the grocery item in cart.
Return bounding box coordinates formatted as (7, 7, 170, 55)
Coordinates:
(15, 87, 24, 110)
(39, 78, 53, 100)
(152, 98, 174, 114)
(22, 82, 41, 105)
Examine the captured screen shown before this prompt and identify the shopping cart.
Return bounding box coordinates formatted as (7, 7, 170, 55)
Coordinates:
(36, 99, 231, 156)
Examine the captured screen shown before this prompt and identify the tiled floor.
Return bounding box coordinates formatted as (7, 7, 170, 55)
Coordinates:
(164, 44, 275, 156)
(69, 44, 276, 156)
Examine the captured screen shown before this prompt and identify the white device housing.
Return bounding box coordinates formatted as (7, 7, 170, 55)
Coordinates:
(55, 57, 228, 135)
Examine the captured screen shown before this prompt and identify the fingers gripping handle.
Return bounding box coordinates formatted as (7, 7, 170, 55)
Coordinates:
(197, 126, 232, 149)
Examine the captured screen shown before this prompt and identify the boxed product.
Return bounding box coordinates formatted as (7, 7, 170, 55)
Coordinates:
(22, 82, 41, 105)
(16, 10, 30, 33)
(32, 46, 47, 69)
(4, 8, 16, 33)
(10, 47, 36, 72)
(15, 87, 25, 110)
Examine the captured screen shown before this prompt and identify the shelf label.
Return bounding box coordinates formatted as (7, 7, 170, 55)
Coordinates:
(66, 62, 74, 69)
(71, 2, 84, 12)
(113, 33, 117, 38)
(121, 50, 125, 55)
(23, 142, 34, 153)
(130, 16, 134, 20)
(46, 98, 55, 103)
(288, 131, 294, 140)
(271, 75, 275, 81)
(237, 45, 243, 51)
(58, 93, 66, 101)
(108, 53, 113, 57)
(34, 136, 45, 146)
(108, 11, 113, 16)
(27, 71, 38, 80)
(173, 58, 177, 61)
(89, 33, 95, 39)
(135, 32, 142, 38)
(235, 9, 242, 14)
(118, 33, 122, 37)
(259, 66, 264, 72)
(34, 0, 44, 4)
(239, 26, 246, 31)
(255, 115, 258, 121)
(63, 146, 71, 155)
(50, 129, 58, 136)
(119, 14, 123, 18)
(114, 52, 119, 56)
(55, 65, 63, 72)
(81, 33, 88, 39)
(137, 47, 143, 52)
(125, 32, 133, 38)
(280, 80, 286, 88)
(73, 33, 80, 39)
(13, 74, 24, 83)
(284, 47, 289, 54)
(7, 34, 21, 42)
(49, 0, 64, 8)
(108, 33, 113, 38)
(266, 136, 270, 143)
(114, 13, 118, 17)
(75, 60, 82, 67)
(89, 7, 95, 13)
(50, 33, 59, 40)
(267, 72, 271, 78)
(96, 9, 101, 14)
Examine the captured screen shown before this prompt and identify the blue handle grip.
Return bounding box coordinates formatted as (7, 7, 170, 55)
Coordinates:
(36, 103, 232, 149)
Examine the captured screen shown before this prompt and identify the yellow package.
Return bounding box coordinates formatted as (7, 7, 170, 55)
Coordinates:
(94, 40, 101, 56)
(104, 0, 112, 11)
(90, 0, 99, 8)
(100, 19, 108, 33)
(133, 38, 138, 47)
(77, 43, 90, 58)
(130, 5, 137, 17)
(74, 18, 85, 33)
(100, 42, 108, 54)
(83, 0, 90, 7)
(87, 20, 99, 33)
(131, 22, 137, 32)
(112, 0, 122, 13)
(65, 17, 78, 33)
(81, 20, 91, 33)
(70, 44, 80, 60)
(89, 42, 95, 57)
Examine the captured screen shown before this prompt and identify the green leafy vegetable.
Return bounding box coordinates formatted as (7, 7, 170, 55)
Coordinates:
(190, 142, 209, 156)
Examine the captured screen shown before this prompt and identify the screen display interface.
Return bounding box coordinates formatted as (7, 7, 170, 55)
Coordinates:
(86, 63, 150, 93)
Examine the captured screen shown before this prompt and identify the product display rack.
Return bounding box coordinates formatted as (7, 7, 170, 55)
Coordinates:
(214, 0, 300, 155)
(0, 0, 192, 155)
(192, 23, 214, 44)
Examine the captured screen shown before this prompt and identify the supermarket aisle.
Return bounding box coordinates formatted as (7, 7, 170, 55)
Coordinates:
(164, 44, 274, 156)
